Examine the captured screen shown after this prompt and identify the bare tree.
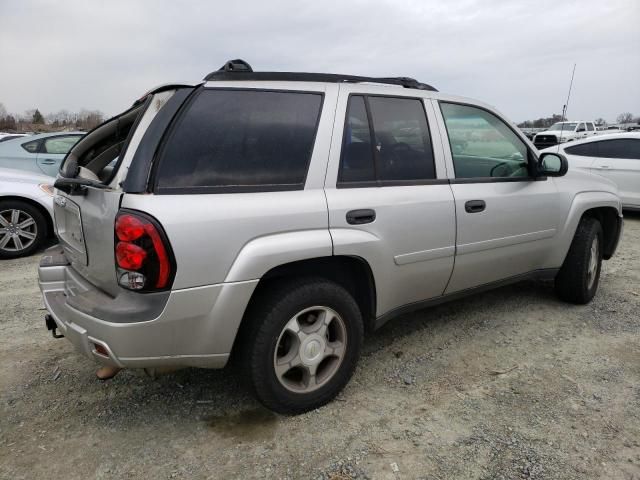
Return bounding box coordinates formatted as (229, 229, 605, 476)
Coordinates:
(0, 102, 7, 118)
(594, 117, 607, 127)
(616, 112, 634, 124)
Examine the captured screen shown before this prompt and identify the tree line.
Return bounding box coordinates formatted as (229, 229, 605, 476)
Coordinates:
(518, 112, 639, 129)
(0, 102, 104, 133)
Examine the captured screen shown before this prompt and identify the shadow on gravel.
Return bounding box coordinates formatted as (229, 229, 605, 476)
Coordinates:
(29, 279, 561, 431)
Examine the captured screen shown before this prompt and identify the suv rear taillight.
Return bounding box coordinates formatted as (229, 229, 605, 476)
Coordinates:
(114, 210, 175, 292)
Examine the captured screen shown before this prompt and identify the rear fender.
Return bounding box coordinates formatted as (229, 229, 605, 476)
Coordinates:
(224, 229, 333, 282)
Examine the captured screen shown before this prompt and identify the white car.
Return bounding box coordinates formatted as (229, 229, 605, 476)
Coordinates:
(542, 132, 640, 210)
(0, 167, 55, 258)
(534, 121, 598, 149)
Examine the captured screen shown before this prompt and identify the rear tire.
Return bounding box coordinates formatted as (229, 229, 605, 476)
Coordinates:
(240, 278, 364, 414)
(0, 199, 48, 259)
(555, 217, 603, 304)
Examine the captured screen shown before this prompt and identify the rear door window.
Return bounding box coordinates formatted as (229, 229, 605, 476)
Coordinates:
(565, 142, 599, 156)
(21, 139, 40, 153)
(339, 96, 375, 183)
(587, 123, 595, 131)
(155, 89, 323, 193)
(338, 95, 436, 186)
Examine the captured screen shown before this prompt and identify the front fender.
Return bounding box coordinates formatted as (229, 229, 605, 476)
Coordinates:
(548, 190, 622, 267)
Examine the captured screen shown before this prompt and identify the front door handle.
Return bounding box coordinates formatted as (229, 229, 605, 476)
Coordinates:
(465, 200, 486, 213)
(346, 209, 376, 225)
(594, 165, 611, 169)
(40, 159, 56, 165)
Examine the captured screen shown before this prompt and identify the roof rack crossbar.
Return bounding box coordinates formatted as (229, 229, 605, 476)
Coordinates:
(203, 60, 437, 92)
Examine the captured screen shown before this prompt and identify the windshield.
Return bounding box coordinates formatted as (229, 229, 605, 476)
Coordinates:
(548, 122, 577, 131)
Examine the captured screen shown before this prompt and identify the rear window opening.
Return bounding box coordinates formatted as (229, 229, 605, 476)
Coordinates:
(60, 101, 148, 184)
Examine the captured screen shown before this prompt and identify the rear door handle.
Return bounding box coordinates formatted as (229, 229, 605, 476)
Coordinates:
(40, 159, 56, 165)
(465, 200, 486, 213)
(595, 165, 611, 169)
(346, 209, 376, 225)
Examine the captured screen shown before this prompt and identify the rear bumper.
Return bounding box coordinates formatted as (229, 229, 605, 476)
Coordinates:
(38, 247, 257, 369)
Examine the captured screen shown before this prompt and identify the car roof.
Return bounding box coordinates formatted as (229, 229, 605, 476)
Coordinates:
(19, 131, 85, 141)
(541, 132, 640, 152)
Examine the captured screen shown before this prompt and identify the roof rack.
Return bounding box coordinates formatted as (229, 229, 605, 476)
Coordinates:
(204, 59, 438, 92)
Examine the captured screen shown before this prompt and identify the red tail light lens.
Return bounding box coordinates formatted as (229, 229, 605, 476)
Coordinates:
(116, 242, 147, 270)
(116, 215, 146, 242)
(114, 211, 175, 292)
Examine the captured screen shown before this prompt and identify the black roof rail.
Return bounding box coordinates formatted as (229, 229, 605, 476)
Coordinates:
(204, 59, 437, 92)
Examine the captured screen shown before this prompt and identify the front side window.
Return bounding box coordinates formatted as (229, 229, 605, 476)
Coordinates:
(156, 89, 323, 192)
(440, 103, 529, 179)
(576, 123, 586, 132)
(43, 135, 81, 154)
(338, 95, 436, 185)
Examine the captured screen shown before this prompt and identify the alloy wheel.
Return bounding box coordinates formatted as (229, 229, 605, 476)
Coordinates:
(0, 209, 38, 253)
(587, 235, 599, 290)
(273, 306, 348, 393)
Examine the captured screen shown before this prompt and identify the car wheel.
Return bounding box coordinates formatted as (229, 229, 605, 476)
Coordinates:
(0, 200, 48, 259)
(555, 217, 603, 304)
(242, 278, 364, 414)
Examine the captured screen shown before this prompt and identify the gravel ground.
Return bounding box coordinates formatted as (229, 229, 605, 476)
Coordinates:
(1, 214, 639, 480)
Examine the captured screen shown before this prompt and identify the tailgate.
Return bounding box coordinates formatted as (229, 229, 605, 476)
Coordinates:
(52, 88, 189, 297)
(54, 189, 122, 296)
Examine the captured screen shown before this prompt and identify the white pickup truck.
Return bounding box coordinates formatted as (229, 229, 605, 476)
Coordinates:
(534, 121, 599, 149)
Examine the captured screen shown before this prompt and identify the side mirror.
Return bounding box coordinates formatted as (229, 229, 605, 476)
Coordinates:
(538, 152, 568, 177)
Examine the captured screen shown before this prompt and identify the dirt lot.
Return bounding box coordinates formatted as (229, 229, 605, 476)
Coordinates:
(1, 214, 639, 480)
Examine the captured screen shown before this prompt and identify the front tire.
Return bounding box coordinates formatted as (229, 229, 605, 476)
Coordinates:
(241, 278, 364, 414)
(0, 200, 48, 259)
(555, 217, 603, 304)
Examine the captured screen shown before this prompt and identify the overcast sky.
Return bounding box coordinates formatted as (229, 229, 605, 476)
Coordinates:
(0, 0, 638, 123)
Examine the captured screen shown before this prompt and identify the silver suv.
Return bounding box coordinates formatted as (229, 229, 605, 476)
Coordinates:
(39, 60, 623, 414)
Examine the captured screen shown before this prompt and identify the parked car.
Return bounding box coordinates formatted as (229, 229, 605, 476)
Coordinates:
(0, 133, 29, 143)
(534, 121, 598, 149)
(0, 132, 84, 177)
(542, 132, 640, 210)
(0, 167, 55, 258)
(39, 60, 623, 414)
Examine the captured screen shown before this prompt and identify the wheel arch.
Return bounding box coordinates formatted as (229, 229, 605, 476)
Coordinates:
(230, 255, 377, 360)
(581, 206, 621, 260)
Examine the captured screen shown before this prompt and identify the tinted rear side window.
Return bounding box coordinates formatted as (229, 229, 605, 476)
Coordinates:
(340, 96, 375, 183)
(565, 142, 599, 156)
(368, 96, 435, 181)
(596, 139, 640, 159)
(338, 95, 436, 186)
(156, 89, 323, 193)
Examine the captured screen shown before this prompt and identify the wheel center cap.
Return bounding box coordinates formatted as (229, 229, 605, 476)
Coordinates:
(301, 334, 325, 365)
